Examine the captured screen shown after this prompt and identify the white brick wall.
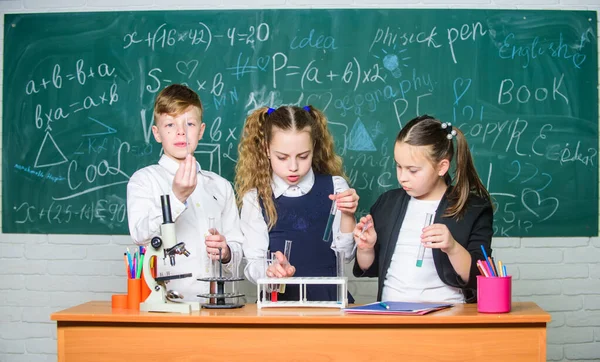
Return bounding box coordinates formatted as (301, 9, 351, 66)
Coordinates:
(0, 1, 599, 362)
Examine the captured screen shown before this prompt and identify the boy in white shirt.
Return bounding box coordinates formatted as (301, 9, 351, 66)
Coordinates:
(127, 84, 243, 302)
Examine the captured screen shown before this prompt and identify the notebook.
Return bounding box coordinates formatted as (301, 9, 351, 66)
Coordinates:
(344, 301, 453, 315)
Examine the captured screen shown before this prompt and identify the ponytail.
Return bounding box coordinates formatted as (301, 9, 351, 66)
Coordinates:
(234, 107, 279, 229)
(444, 127, 491, 218)
(306, 106, 345, 178)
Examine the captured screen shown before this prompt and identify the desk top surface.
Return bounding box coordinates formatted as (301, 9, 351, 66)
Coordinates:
(51, 301, 550, 325)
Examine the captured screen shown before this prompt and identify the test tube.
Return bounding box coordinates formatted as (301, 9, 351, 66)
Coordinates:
(218, 247, 223, 278)
(263, 251, 271, 301)
(336, 249, 346, 304)
(207, 217, 218, 274)
(230, 248, 239, 296)
(208, 217, 218, 303)
(279, 240, 293, 294)
(217, 247, 224, 304)
(416, 213, 434, 267)
(322, 193, 338, 241)
(203, 217, 213, 275)
(283, 240, 292, 264)
(184, 113, 190, 155)
(208, 217, 216, 235)
(336, 249, 345, 278)
(359, 220, 371, 238)
(264, 251, 279, 302)
(270, 252, 279, 293)
(231, 245, 240, 279)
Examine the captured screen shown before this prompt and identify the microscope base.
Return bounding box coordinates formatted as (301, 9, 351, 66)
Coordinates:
(140, 301, 192, 314)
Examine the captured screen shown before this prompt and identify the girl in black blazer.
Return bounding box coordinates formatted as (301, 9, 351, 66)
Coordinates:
(353, 115, 493, 303)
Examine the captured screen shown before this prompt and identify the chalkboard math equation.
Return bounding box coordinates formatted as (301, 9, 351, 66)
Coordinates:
(3, 9, 597, 236)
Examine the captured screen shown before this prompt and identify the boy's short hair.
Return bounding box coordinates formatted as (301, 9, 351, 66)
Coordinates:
(153, 84, 203, 124)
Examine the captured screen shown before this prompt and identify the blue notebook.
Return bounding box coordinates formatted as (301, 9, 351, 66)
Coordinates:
(344, 301, 453, 315)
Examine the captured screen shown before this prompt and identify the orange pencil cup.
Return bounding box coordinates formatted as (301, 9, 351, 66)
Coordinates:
(141, 277, 152, 302)
(127, 278, 142, 310)
(111, 294, 128, 309)
(477, 275, 512, 313)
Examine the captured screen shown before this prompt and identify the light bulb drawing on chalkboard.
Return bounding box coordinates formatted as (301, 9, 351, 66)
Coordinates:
(372, 46, 410, 79)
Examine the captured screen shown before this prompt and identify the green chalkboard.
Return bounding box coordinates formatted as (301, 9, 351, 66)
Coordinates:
(3, 9, 598, 236)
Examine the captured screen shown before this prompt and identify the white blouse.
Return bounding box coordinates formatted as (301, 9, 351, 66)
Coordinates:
(241, 168, 356, 284)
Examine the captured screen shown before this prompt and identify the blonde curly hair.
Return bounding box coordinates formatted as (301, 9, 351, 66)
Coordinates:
(235, 105, 345, 230)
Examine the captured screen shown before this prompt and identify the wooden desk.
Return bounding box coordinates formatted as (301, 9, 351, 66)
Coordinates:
(51, 301, 550, 361)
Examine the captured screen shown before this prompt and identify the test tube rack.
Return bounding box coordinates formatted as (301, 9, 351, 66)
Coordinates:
(256, 277, 347, 309)
(196, 276, 245, 309)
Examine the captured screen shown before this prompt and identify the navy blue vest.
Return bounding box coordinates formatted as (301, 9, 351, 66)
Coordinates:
(265, 174, 354, 303)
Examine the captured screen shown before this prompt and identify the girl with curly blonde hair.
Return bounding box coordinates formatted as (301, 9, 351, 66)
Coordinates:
(235, 105, 358, 302)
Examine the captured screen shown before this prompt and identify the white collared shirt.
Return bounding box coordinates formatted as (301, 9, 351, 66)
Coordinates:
(127, 155, 244, 301)
(241, 168, 356, 284)
(382, 197, 464, 304)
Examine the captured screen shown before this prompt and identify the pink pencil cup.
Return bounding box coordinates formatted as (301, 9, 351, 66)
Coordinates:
(477, 275, 512, 313)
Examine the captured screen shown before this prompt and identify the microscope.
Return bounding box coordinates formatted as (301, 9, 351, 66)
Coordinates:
(139, 194, 199, 314)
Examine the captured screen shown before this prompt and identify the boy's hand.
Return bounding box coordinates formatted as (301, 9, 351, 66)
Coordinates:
(173, 154, 197, 203)
(354, 215, 376, 250)
(266, 251, 296, 278)
(329, 188, 359, 215)
(205, 229, 231, 262)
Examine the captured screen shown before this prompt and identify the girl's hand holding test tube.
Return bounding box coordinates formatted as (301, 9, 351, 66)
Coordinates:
(324, 189, 359, 241)
(420, 221, 459, 254)
(416, 213, 434, 267)
(328, 188, 359, 214)
(265, 251, 295, 278)
(353, 215, 377, 249)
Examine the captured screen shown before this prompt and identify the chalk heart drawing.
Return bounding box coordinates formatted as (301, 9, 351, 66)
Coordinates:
(176, 60, 199, 79)
(521, 188, 559, 222)
(303, 92, 333, 111)
(257, 56, 270, 71)
(453, 77, 471, 104)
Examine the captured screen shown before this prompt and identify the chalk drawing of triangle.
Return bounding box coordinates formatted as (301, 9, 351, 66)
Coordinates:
(82, 117, 117, 137)
(34, 132, 68, 168)
(348, 118, 376, 151)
